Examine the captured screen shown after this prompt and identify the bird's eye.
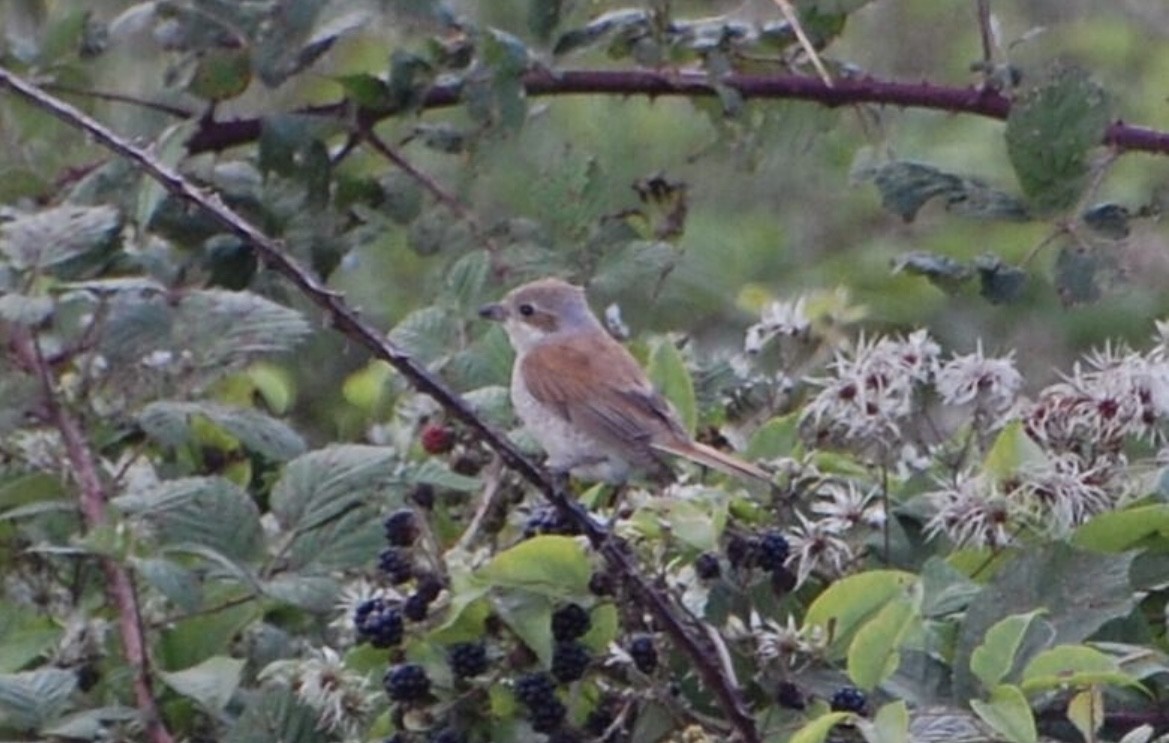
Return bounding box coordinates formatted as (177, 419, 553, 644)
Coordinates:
(518, 303, 535, 317)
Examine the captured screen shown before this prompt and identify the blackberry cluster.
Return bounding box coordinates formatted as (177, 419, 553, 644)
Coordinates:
(384, 509, 420, 546)
(523, 506, 581, 538)
(379, 547, 414, 585)
(551, 640, 590, 683)
(830, 686, 867, 713)
(384, 663, 431, 702)
(694, 552, 721, 580)
(514, 672, 566, 733)
(448, 642, 489, 679)
(725, 534, 758, 569)
(551, 603, 591, 641)
(354, 597, 403, 648)
(758, 531, 790, 572)
(628, 634, 657, 674)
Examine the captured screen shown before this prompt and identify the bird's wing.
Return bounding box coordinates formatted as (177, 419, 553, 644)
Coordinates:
(520, 333, 687, 449)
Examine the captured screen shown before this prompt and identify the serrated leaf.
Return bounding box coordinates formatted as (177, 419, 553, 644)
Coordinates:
(261, 574, 339, 612)
(388, 305, 456, 366)
(647, 338, 697, 437)
(971, 685, 1036, 743)
(138, 401, 305, 461)
(974, 254, 1027, 304)
(892, 251, 974, 295)
(444, 249, 490, 311)
(479, 535, 591, 597)
(553, 9, 649, 56)
(1006, 66, 1112, 214)
(133, 557, 203, 613)
(226, 686, 325, 743)
(803, 570, 918, 659)
(493, 591, 555, 665)
(160, 656, 244, 711)
(1054, 241, 1118, 307)
(970, 610, 1046, 690)
(409, 459, 481, 492)
(0, 669, 76, 730)
(859, 161, 1028, 223)
(114, 477, 264, 562)
(0, 204, 120, 270)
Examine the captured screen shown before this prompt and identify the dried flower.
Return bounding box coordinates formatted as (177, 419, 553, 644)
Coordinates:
(935, 344, 1022, 416)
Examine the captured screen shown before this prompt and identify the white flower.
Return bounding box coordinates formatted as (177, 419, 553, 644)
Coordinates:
(923, 474, 1020, 548)
(811, 481, 882, 532)
(744, 297, 810, 353)
(935, 344, 1022, 414)
(260, 647, 376, 737)
(786, 512, 854, 586)
(1019, 453, 1120, 531)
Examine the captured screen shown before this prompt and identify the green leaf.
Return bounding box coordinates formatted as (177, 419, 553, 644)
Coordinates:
(334, 73, 392, 109)
(1066, 688, 1104, 743)
(1054, 241, 1119, 307)
(1081, 203, 1131, 239)
(857, 160, 1028, 223)
(132, 557, 203, 613)
(261, 574, 339, 612)
(954, 544, 1136, 700)
(138, 401, 306, 461)
(891, 251, 974, 295)
(388, 306, 456, 366)
(0, 669, 76, 731)
(1071, 505, 1169, 552)
(971, 610, 1047, 690)
(493, 591, 554, 665)
(1005, 66, 1112, 214)
(971, 685, 1037, 743)
(479, 535, 591, 597)
(982, 421, 1048, 480)
(746, 414, 799, 460)
(647, 338, 697, 436)
(160, 656, 244, 711)
(529, 0, 564, 42)
(867, 700, 909, 743)
(848, 595, 917, 689)
(1020, 644, 1135, 692)
(187, 48, 252, 101)
(114, 477, 264, 563)
(553, 9, 649, 56)
(159, 595, 259, 670)
(0, 293, 53, 325)
(42, 707, 139, 739)
(974, 254, 1028, 305)
(226, 686, 325, 743)
(0, 605, 60, 673)
(790, 712, 853, 743)
(0, 204, 120, 270)
(803, 570, 918, 659)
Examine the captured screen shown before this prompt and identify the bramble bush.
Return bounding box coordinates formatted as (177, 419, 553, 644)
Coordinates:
(0, 2, 1168, 743)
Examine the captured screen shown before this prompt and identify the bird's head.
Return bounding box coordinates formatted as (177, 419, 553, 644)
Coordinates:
(479, 277, 601, 353)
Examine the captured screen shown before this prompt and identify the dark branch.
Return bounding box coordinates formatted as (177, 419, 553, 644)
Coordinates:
(184, 68, 1169, 157)
(0, 66, 761, 743)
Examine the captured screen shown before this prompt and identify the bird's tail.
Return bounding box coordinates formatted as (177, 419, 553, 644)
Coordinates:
(653, 440, 772, 484)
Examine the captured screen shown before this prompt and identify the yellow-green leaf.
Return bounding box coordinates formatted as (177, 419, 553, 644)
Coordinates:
(1020, 644, 1136, 692)
(971, 685, 1037, 743)
(803, 570, 918, 659)
(790, 712, 852, 743)
(971, 610, 1047, 690)
(478, 536, 590, 596)
(1067, 687, 1104, 743)
(647, 338, 697, 436)
(847, 597, 917, 689)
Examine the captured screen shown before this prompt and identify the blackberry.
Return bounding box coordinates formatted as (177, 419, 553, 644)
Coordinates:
(384, 509, 419, 546)
(775, 681, 806, 710)
(694, 552, 721, 580)
(409, 484, 436, 509)
(771, 566, 797, 596)
(726, 534, 758, 569)
(429, 728, 465, 743)
(379, 547, 414, 585)
(830, 686, 866, 713)
(758, 531, 790, 572)
(403, 591, 431, 622)
(448, 642, 488, 679)
(354, 598, 403, 648)
(551, 603, 591, 641)
(628, 634, 657, 674)
(415, 574, 444, 603)
(551, 640, 590, 683)
(529, 697, 567, 733)
(588, 571, 614, 596)
(514, 672, 557, 707)
(523, 506, 580, 538)
(584, 706, 614, 736)
(384, 663, 431, 702)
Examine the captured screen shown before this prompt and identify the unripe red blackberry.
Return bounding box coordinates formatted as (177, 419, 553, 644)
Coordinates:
(420, 423, 455, 455)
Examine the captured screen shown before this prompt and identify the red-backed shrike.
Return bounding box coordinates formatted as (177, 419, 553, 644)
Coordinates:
(479, 278, 770, 484)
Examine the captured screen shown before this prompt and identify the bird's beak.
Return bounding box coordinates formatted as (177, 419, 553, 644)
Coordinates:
(478, 302, 506, 321)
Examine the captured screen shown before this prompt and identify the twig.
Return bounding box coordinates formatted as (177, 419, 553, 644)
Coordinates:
(184, 68, 1169, 158)
(41, 83, 193, 119)
(0, 66, 762, 743)
(10, 332, 175, 743)
(975, 0, 995, 71)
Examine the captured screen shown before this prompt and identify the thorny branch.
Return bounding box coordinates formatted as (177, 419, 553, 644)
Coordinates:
(10, 330, 175, 743)
(0, 66, 761, 743)
(184, 68, 1169, 157)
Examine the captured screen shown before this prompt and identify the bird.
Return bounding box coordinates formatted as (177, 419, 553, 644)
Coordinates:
(478, 277, 771, 485)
